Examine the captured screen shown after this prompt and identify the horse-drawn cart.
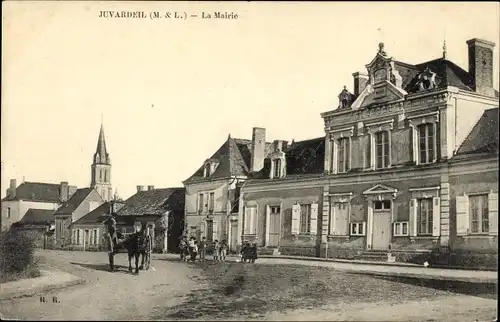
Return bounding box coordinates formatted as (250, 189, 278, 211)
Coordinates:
(104, 215, 158, 274)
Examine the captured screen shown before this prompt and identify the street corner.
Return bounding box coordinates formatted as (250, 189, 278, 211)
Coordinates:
(0, 269, 86, 301)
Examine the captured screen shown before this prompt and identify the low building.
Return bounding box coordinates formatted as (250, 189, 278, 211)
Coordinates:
(117, 186, 185, 253)
(447, 108, 498, 268)
(1, 180, 77, 231)
(11, 208, 56, 249)
(69, 200, 126, 251)
(53, 188, 104, 248)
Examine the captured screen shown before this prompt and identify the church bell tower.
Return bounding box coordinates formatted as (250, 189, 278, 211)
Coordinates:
(90, 122, 112, 201)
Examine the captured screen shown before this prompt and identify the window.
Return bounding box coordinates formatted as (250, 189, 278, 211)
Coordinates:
(337, 138, 350, 173)
(208, 192, 215, 212)
(350, 222, 365, 236)
(270, 206, 280, 214)
(417, 198, 433, 235)
(299, 204, 312, 234)
(100, 169, 103, 181)
(76, 229, 80, 245)
(469, 194, 489, 234)
(330, 201, 350, 235)
(204, 163, 211, 177)
(198, 193, 204, 212)
(393, 222, 409, 236)
(244, 206, 257, 235)
(418, 123, 435, 164)
(374, 200, 391, 211)
(104, 170, 108, 182)
(93, 229, 98, 245)
(7, 207, 11, 219)
(273, 159, 282, 178)
(375, 131, 390, 169)
(206, 220, 214, 241)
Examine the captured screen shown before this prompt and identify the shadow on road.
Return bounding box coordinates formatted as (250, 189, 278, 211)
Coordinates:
(360, 273, 498, 300)
(70, 262, 132, 274)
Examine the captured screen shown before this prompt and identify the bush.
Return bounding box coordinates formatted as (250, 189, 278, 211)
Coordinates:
(0, 229, 41, 283)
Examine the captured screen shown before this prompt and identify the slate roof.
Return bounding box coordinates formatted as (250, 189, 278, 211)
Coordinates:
(117, 188, 185, 217)
(2, 182, 62, 203)
(455, 108, 499, 156)
(394, 58, 475, 93)
(72, 202, 111, 225)
(53, 188, 96, 215)
(19, 209, 55, 225)
(253, 137, 325, 178)
(183, 137, 273, 183)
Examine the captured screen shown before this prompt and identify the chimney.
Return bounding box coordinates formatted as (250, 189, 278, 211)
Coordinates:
(137, 185, 145, 192)
(147, 185, 155, 191)
(250, 127, 266, 172)
(60, 181, 69, 202)
(353, 72, 369, 96)
(466, 38, 496, 97)
(7, 179, 16, 199)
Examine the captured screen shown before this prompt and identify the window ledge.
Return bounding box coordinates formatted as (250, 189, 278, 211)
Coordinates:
(350, 234, 366, 237)
(327, 235, 350, 239)
(462, 234, 496, 239)
(410, 236, 439, 241)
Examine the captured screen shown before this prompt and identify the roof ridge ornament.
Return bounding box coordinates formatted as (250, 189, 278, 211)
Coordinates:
(378, 42, 387, 56)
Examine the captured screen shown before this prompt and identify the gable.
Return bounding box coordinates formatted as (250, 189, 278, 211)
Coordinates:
(363, 184, 398, 195)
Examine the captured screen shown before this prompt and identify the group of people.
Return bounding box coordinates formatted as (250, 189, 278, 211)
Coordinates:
(239, 241, 258, 263)
(178, 236, 229, 262)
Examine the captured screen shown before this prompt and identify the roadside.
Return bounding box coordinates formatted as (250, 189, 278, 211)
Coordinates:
(0, 269, 85, 300)
(160, 253, 498, 284)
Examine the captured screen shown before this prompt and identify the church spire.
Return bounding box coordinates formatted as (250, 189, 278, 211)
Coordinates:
(93, 121, 110, 165)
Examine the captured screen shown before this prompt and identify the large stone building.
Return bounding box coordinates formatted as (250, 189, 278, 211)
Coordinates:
(182, 130, 279, 252)
(1, 180, 77, 231)
(238, 38, 498, 267)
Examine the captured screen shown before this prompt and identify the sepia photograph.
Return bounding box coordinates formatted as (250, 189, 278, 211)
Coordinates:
(1, 1, 498, 321)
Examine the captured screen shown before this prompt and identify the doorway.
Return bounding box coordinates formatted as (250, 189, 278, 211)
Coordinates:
(267, 206, 281, 247)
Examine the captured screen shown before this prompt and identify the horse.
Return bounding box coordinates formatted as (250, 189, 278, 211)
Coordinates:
(108, 229, 149, 274)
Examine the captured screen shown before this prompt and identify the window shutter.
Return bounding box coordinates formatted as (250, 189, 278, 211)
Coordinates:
(310, 203, 318, 235)
(95, 229, 99, 245)
(212, 220, 218, 242)
(409, 199, 417, 237)
(243, 207, 250, 234)
(456, 195, 469, 236)
(291, 204, 300, 235)
(488, 192, 498, 235)
(79, 229, 83, 245)
(250, 207, 257, 235)
(349, 222, 354, 235)
(432, 197, 441, 237)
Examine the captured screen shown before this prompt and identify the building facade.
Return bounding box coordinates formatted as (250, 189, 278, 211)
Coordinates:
(239, 38, 499, 266)
(116, 186, 185, 253)
(70, 200, 125, 251)
(182, 130, 279, 252)
(53, 188, 104, 248)
(1, 179, 77, 231)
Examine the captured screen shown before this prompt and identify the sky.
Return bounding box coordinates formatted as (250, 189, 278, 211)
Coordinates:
(2, 1, 499, 200)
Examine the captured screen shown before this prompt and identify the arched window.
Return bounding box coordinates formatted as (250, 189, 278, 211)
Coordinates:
(104, 169, 107, 182)
(100, 169, 103, 181)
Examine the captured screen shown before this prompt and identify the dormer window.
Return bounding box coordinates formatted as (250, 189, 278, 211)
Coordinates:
(204, 163, 211, 177)
(338, 86, 354, 109)
(417, 67, 437, 91)
(273, 159, 282, 178)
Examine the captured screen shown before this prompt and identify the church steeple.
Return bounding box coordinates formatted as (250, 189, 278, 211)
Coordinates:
(93, 122, 111, 165)
(91, 120, 112, 201)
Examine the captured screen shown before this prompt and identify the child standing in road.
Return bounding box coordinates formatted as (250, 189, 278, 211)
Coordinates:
(199, 237, 206, 261)
(219, 239, 228, 261)
(213, 239, 220, 262)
